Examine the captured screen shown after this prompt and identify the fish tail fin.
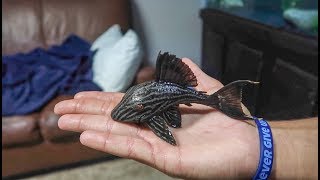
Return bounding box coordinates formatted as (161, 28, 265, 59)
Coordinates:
(206, 80, 259, 120)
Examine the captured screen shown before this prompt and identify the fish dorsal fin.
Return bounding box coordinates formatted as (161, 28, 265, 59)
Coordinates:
(155, 51, 198, 87)
(162, 106, 181, 128)
(146, 116, 176, 145)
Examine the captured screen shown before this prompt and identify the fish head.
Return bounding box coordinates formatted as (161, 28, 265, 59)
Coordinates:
(111, 82, 153, 122)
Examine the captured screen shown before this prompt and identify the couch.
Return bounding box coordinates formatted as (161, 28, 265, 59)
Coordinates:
(2, 0, 155, 178)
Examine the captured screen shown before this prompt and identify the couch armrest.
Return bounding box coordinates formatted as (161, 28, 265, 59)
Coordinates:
(2, 114, 42, 148)
(39, 96, 79, 142)
(134, 66, 156, 84)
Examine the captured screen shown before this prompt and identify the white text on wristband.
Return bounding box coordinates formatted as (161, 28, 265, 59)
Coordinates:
(252, 117, 274, 180)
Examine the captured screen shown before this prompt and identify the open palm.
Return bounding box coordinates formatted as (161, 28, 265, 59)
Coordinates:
(54, 59, 259, 179)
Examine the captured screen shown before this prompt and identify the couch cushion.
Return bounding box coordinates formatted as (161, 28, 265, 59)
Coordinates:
(2, 141, 110, 177)
(2, 0, 46, 55)
(39, 96, 79, 142)
(2, 114, 42, 148)
(41, 0, 131, 46)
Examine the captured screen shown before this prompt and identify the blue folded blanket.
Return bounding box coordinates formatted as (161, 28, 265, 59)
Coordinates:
(2, 35, 102, 116)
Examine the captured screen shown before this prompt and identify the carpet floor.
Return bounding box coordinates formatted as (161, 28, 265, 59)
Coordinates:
(24, 159, 178, 180)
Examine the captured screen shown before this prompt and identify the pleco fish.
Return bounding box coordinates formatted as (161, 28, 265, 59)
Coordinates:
(111, 52, 258, 145)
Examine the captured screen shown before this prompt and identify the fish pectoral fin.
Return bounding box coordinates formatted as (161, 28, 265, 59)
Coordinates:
(146, 116, 177, 145)
(163, 106, 182, 128)
(184, 103, 192, 107)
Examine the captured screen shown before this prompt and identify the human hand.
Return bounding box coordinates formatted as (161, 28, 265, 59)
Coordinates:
(54, 58, 259, 179)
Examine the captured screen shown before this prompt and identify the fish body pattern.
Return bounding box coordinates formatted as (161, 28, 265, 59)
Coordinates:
(111, 52, 258, 145)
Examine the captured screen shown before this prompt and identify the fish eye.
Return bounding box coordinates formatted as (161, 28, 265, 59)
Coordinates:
(134, 104, 144, 111)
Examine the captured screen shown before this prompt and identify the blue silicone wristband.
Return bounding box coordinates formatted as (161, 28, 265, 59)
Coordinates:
(252, 117, 274, 180)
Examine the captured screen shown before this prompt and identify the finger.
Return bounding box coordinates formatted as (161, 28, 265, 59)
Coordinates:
(182, 58, 223, 92)
(58, 114, 153, 139)
(80, 130, 155, 164)
(74, 91, 124, 101)
(54, 97, 119, 116)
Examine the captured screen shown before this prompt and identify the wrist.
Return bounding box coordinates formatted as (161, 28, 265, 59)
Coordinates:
(240, 120, 260, 178)
(270, 118, 318, 179)
(245, 118, 317, 179)
(269, 126, 310, 179)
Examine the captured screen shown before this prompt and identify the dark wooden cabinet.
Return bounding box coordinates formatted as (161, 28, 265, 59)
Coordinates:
(200, 9, 318, 120)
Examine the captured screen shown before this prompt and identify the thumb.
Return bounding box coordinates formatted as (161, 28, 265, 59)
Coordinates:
(182, 58, 223, 92)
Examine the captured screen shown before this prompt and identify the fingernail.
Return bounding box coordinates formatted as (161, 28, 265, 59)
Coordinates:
(54, 102, 63, 113)
(74, 92, 84, 99)
(80, 131, 102, 146)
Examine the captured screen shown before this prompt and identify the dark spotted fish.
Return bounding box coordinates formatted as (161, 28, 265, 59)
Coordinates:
(111, 52, 258, 145)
